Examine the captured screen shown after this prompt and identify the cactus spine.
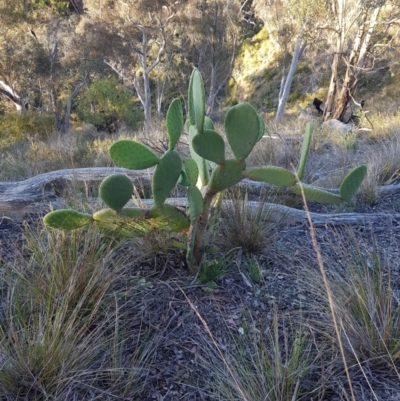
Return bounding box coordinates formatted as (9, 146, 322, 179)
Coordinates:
(43, 68, 367, 271)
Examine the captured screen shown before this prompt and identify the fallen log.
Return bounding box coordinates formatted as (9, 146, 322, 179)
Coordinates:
(0, 167, 153, 213)
(0, 168, 400, 228)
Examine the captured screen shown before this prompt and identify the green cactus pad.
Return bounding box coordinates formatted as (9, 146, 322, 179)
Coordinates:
(99, 174, 133, 211)
(192, 129, 226, 165)
(225, 102, 260, 160)
(188, 185, 204, 219)
(188, 68, 205, 133)
(257, 115, 265, 142)
(152, 150, 182, 207)
(297, 122, 313, 181)
(178, 170, 191, 187)
(244, 166, 296, 187)
(109, 140, 160, 170)
(292, 183, 343, 204)
(340, 164, 367, 202)
(150, 204, 190, 232)
(189, 125, 209, 186)
(204, 116, 214, 130)
(44, 210, 92, 230)
(94, 208, 151, 237)
(184, 158, 199, 186)
(209, 159, 246, 192)
(166, 98, 183, 150)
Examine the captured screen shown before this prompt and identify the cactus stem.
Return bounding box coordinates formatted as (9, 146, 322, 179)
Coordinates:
(186, 188, 217, 270)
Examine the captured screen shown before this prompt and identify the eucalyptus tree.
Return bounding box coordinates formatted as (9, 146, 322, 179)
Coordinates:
(252, 0, 322, 121)
(323, 0, 400, 121)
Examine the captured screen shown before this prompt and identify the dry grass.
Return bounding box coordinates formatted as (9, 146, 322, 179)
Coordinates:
(0, 226, 156, 400)
(1, 109, 400, 399)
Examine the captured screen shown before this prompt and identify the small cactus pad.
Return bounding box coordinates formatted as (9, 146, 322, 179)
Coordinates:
(292, 183, 343, 204)
(109, 140, 160, 170)
(152, 150, 182, 207)
(178, 170, 191, 187)
(257, 115, 265, 142)
(188, 185, 204, 219)
(188, 68, 205, 133)
(99, 174, 133, 211)
(184, 158, 199, 186)
(44, 210, 92, 230)
(166, 98, 183, 150)
(244, 166, 296, 187)
(150, 205, 190, 232)
(93, 208, 150, 237)
(204, 116, 214, 130)
(225, 102, 260, 160)
(189, 125, 209, 186)
(297, 122, 313, 181)
(209, 159, 246, 192)
(192, 129, 225, 165)
(340, 164, 367, 202)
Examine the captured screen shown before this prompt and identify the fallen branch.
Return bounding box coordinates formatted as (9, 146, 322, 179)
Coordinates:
(1, 168, 400, 228)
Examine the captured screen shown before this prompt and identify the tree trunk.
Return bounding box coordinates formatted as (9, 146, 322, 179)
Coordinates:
(0, 80, 27, 111)
(64, 79, 87, 134)
(275, 39, 306, 122)
(324, 3, 381, 122)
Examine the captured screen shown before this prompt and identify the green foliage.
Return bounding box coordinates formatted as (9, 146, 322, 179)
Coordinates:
(0, 112, 54, 148)
(44, 69, 367, 272)
(30, 0, 70, 15)
(197, 259, 227, 286)
(76, 77, 142, 131)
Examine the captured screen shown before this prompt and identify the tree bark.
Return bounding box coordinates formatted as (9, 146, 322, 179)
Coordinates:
(63, 79, 87, 134)
(275, 39, 306, 121)
(0, 81, 27, 111)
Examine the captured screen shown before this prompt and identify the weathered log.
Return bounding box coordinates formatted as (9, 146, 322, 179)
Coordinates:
(0, 167, 153, 213)
(1, 168, 400, 228)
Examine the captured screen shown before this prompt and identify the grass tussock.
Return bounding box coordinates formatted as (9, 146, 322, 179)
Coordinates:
(214, 189, 279, 254)
(0, 226, 156, 400)
(303, 231, 400, 371)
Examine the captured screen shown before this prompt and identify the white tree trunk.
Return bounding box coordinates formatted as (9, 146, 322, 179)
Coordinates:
(275, 39, 306, 122)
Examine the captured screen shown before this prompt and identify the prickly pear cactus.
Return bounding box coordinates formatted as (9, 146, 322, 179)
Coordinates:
(43, 67, 367, 272)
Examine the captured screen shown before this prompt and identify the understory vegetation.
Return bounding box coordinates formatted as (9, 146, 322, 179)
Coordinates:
(0, 104, 400, 399)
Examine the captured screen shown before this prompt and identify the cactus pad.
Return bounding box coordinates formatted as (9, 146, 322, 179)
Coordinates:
(244, 166, 296, 187)
(184, 158, 199, 186)
(292, 183, 343, 204)
(209, 159, 246, 192)
(257, 115, 265, 142)
(109, 140, 160, 170)
(188, 68, 205, 133)
(152, 150, 182, 207)
(93, 208, 150, 237)
(225, 102, 260, 160)
(178, 170, 191, 187)
(99, 174, 133, 211)
(150, 205, 190, 232)
(189, 125, 209, 186)
(44, 210, 92, 230)
(297, 122, 313, 181)
(192, 129, 226, 165)
(188, 185, 204, 219)
(204, 116, 215, 130)
(340, 164, 367, 202)
(166, 98, 183, 150)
